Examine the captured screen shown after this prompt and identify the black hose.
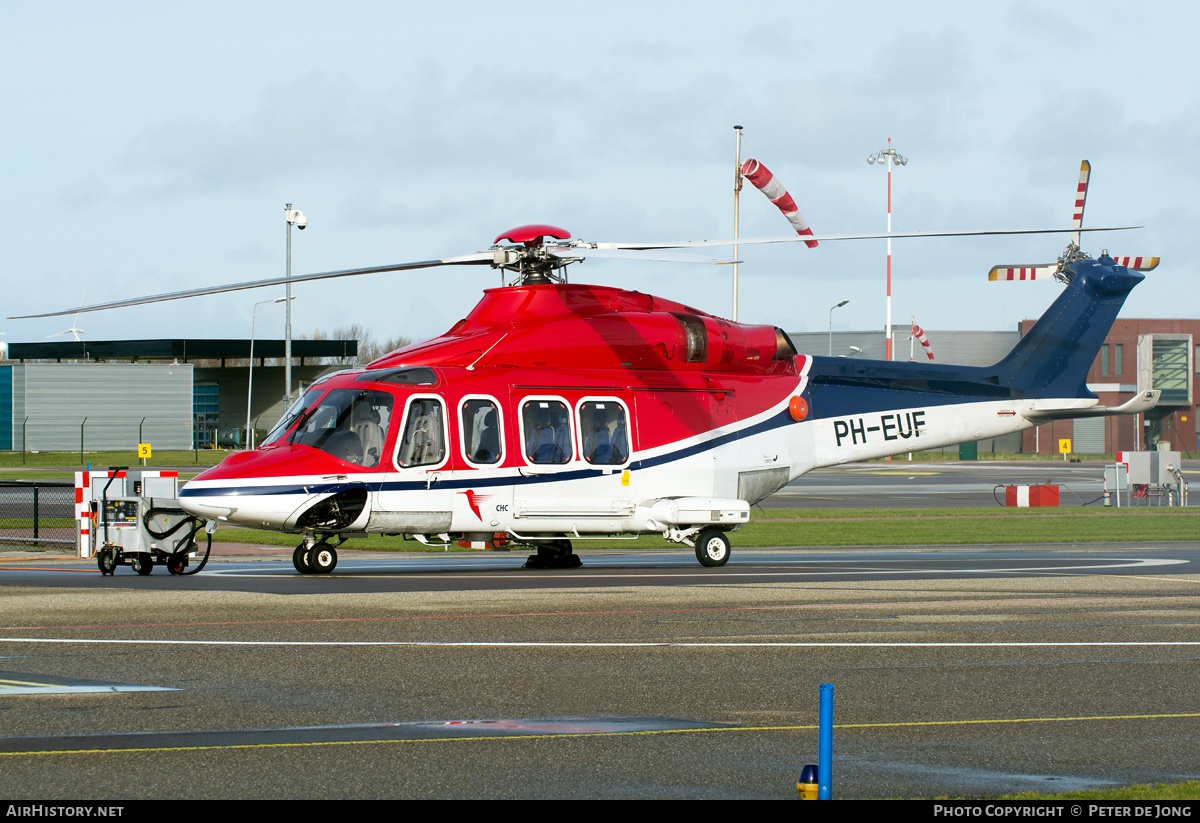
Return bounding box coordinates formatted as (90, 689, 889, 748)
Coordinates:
(174, 530, 213, 575)
(142, 505, 213, 575)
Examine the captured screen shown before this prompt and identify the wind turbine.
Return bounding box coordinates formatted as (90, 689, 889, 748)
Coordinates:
(47, 296, 85, 342)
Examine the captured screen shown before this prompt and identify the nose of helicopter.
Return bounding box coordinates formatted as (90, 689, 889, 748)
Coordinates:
(178, 447, 323, 528)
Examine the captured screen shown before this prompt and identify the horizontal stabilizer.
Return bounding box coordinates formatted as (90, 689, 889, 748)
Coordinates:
(1021, 390, 1160, 422)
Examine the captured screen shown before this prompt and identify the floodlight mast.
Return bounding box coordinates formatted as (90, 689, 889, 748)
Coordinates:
(283, 204, 307, 405)
(867, 140, 908, 360)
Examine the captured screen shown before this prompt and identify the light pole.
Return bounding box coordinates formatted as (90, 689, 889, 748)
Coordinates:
(829, 299, 849, 356)
(867, 140, 907, 360)
(283, 204, 307, 406)
(247, 296, 292, 450)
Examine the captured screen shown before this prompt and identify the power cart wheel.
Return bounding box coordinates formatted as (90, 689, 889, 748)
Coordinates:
(97, 548, 117, 576)
(131, 555, 154, 576)
(166, 554, 188, 575)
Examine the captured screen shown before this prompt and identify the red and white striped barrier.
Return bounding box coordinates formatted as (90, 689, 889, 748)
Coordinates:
(912, 321, 935, 360)
(739, 159, 818, 248)
(1004, 485, 1059, 507)
(75, 470, 178, 557)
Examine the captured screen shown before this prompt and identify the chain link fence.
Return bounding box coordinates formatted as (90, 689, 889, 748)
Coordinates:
(0, 480, 76, 548)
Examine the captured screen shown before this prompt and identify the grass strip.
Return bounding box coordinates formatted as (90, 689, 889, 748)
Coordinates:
(205, 506, 1200, 553)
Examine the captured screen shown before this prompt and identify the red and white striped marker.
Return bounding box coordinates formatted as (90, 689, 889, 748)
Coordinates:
(739, 159, 818, 248)
(1004, 485, 1059, 507)
(911, 320, 935, 360)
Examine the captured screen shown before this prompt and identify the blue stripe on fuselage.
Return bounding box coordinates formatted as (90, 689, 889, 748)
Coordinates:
(178, 409, 797, 499)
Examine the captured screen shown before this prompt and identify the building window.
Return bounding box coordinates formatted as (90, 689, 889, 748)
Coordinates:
(1115, 344, 1123, 376)
(193, 383, 220, 447)
(1152, 339, 1190, 405)
(1100, 345, 1109, 376)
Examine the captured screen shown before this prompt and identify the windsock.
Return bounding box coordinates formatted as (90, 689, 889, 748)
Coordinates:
(912, 320, 935, 360)
(740, 159, 818, 248)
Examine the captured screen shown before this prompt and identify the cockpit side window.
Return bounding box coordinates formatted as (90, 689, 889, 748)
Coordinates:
(395, 397, 447, 469)
(461, 398, 502, 465)
(291, 389, 394, 468)
(522, 399, 573, 465)
(578, 400, 630, 465)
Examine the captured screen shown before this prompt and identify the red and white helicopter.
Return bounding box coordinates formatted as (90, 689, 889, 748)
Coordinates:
(14, 161, 1159, 572)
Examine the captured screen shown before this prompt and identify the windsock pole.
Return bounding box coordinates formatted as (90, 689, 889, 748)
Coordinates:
(733, 126, 743, 322)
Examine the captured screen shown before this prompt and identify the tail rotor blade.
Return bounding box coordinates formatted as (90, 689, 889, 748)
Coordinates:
(1110, 256, 1160, 271)
(988, 265, 1057, 281)
(1071, 160, 1090, 247)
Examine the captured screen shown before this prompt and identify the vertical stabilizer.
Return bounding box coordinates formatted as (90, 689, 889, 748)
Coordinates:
(990, 255, 1142, 399)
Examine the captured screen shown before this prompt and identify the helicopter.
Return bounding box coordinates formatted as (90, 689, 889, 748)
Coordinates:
(12, 165, 1159, 573)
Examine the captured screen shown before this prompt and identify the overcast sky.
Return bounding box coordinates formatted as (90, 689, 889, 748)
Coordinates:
(1, 1, 1193, 351)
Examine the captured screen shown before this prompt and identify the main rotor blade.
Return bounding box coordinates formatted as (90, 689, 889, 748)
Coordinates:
(548, 248, 736, 264)
(600, 225, 1141, 250)
(10, 253, 494, 319)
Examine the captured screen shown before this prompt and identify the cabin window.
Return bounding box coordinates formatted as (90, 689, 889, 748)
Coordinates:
(290, 389, 394, 468)
(522, 399, 573, 464)
(396, 397, 447, 468)
(461, 398, 502, 465)
(579, 400, 629, 465)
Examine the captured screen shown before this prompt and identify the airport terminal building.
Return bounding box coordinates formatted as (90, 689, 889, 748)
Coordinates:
(0, 338, 356, 452)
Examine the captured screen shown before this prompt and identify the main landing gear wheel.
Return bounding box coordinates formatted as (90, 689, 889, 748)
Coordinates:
(695, 528, 731, 567)
(166, 554, 188, 575)
(97, 548, 117, 576)
(131, 555, 154, 576)
(292, 544, 312, 574)
(307, 542, 338, 574)
(523, 540, 582, 569)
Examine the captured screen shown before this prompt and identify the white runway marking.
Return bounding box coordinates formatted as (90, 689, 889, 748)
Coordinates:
(1, 638, 1199, 648)
(206, 557, 1189, 579)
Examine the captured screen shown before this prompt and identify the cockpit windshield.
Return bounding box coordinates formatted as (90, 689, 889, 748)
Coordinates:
(289, 389, 395, 467)
(261, 389, 325, 447)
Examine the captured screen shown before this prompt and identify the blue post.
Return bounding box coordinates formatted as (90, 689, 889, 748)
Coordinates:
(818, 682, 834, 799)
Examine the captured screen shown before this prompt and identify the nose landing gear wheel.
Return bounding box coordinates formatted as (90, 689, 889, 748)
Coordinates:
(307, 542, 337, 574)
(131, 555, 154, 575)
(97, 548, 117, 576)
(695, 528, 731, 567)
(293, 544, 312, 574)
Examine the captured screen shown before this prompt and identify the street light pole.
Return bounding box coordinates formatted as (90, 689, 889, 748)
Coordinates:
(247, 296, 292, 450)
(283, 204, 307, 406)
(829, 299, 849, 356)
(867, 141, 907, 361)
